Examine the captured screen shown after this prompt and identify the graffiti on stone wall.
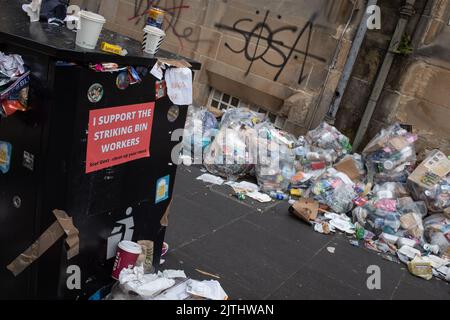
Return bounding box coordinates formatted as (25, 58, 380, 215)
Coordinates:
(215, 10, 326, 84)
(128, 0, 206, 47)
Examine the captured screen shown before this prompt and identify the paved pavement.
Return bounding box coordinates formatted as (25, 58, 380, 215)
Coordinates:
(164, 165, 450, 300)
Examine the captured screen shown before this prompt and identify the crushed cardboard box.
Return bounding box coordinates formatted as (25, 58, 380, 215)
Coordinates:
(408, 150, 450, 190)
(291, 198, 319, 223)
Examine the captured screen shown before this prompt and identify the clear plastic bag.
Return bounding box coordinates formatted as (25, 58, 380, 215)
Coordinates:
(363, 123, 417, 183)
(203, 122, 256, 180)
(372, 182, 409, 199)
(310, 168, 356, 213)
(255, 123, 296, 192)
(306, 122, 352, 161)
(182, 106, 219, 162)
(220, 107, 265, 128)
(409, 175, 450, 213)
(423, 214, 450, 255)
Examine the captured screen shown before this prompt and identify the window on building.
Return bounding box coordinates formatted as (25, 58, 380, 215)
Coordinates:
(207, 87, 286, 129)
(208, 88, 243, 110)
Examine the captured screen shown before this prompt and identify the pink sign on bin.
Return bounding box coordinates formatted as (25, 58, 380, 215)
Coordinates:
(111, 240, 142, 280)
(86, 102, 155, 174)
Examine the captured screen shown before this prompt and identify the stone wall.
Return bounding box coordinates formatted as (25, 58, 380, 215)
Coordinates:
(71, 0, 362, 136)
(70, 0, 450, 153)
(335, 0, 450, 155)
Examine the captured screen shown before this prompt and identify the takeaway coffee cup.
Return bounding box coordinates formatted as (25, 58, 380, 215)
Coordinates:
(76, 10, 106, 49)
(111, 240, 142, 280)
(142, 25, 166, 54)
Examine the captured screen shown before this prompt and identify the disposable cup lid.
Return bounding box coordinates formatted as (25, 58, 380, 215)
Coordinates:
(79, 10, 106, 24)
(143, 25, 165, 36)
(118, 240, 142, 254)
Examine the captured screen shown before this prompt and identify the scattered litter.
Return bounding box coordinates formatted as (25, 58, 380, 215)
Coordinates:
(246, 191, 272, 203)
(398, 245, 421, 260)
(196, 173, 224, 185)
(314, 221, 334, 234)
(327, 246, 336, 254)
(349, 240, 359, 247)
(119, 266, 176, 298)
(109, 266, 228, 300)
(160, 270, 187, 279)
(420, 255, 449, 269)
(381, 254, 401, 264)
(184, 114, 450, 282)
(408, 256, 433, 280)
(186, 280, 228, 300)
(195, 269, 221, 279)
(225, 181, 259, 193)
(324, 213, 355, 234)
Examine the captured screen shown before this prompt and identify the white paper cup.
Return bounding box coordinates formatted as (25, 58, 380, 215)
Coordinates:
(142, 25, 166, 54)
(76, 11, 106, 49)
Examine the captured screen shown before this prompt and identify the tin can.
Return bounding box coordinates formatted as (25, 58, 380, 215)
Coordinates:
(147, 7, 165, 29)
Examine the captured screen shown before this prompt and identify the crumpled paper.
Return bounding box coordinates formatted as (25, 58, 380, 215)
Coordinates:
(0, 52, 25, 84)
(119, 266, 187, 299)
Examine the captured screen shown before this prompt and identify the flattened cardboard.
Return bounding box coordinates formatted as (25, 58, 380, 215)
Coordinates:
(334, 157, 360, 181)
(292, 198, 319, 223)
(157, 58, 192, 68)
(389, 136, 410, 151)
(408, 150, 450, 190)
(6, 210, 79, 276)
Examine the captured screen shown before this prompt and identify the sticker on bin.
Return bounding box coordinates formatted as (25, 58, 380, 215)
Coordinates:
(86, 103, 155, 173)
(0, 141, 12, 174)
(155, 80, 166, 99)
(155, 175, 170, 203)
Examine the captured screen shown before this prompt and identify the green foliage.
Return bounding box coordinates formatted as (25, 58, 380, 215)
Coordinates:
(393, 35, 413, 56)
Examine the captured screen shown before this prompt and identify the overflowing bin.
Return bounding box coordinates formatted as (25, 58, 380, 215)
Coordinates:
(0, 0, 200, 299)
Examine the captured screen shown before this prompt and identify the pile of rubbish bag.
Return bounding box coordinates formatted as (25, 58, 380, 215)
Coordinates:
(183, 106, 450, 282)
(203, 108, 264, 181)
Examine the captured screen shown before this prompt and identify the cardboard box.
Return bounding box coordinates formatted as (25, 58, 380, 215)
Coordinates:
(291, 198, 319, 223)
(408, 150, 450, 190)
(334, 156, 361, 181)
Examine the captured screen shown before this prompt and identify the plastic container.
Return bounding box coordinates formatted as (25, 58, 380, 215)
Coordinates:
(76, 11, 106, 49)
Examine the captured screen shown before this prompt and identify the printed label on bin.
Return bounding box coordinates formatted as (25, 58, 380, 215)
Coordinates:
(0, 141, 12, 174)
(86, 103, 155, 173)
(155, 175, 170, 203)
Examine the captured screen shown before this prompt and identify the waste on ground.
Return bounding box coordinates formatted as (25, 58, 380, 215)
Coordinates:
(107, 265, 228, 300)
(183, 106, 450, 282)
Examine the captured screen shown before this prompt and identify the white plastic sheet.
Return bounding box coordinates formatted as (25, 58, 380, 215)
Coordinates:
(165, 67, 192, 105)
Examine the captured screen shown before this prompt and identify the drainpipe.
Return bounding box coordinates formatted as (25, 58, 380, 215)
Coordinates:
(352, 0, 416, 151)
(325, 0, 379, 123)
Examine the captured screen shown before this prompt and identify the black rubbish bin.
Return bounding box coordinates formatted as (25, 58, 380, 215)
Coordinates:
(0, 0, 200, 299)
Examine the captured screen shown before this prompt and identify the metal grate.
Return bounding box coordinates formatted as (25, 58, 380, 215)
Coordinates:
(207, 87, 287, 129)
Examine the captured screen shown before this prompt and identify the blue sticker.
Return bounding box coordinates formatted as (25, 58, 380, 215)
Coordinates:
(0, 141, 12, 174)
(155, 175, 170, 204)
